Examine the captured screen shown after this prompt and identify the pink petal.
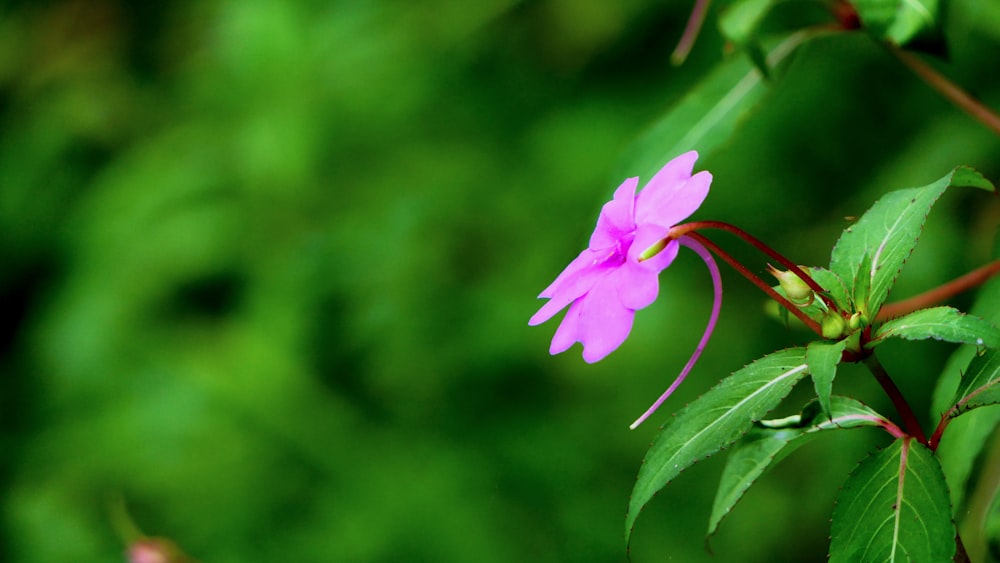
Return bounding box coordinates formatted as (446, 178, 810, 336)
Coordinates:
(589, 177, 638, 249)
(577, 279, 635, 363)
(641, 239, 681, 273)
(639, 170, 712, 228)
(530, 250, 618, 326)
(538, 248, 605, 299)
(614, 262, 660, 311)
(634, 151, 699, 224)
(627, 223, 673, 264)
(549, 300, 583, 354)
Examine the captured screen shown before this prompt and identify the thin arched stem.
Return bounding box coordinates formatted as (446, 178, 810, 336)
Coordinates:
(629, 236, 722, 429)
(671, 221, 840, 314)
(686, 232, 825, 337)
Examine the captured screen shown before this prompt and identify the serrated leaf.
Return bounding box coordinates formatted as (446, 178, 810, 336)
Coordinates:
(626, 348, 809, 543)
(615, 30, 814, 183)
(870, 306, 1000, 349)
(807, 339, 848, 418)
(709, 397, 888, 538)
(853, 252, 873, 319)
(830, 438, 955, 562)
(932, 268, 1000, 509)
(829, 166, 995, 321)
(808, 266, 853, 313)
(948, 348, 1000, 416)
(852, 0, 941, 47)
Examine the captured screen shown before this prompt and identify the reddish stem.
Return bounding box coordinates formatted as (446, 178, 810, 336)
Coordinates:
(672, 221, 841, 313)
(687, 232, 825, 337)
(876, 260, 1000, 321)
(887, 43, 1000, 138)
(928, 413, 949, 452)
(864, 354, 927, 444)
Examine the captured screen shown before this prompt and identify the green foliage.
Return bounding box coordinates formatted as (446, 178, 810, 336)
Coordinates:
(829, 166, 995, 320)
(829, 438, 954, 562)
(3, 1, 1000, 562)
(627, 348, 809, 542)
(718, 0, 781, 75)
(808, 267, 853, 313)
(948, 349, 1000, 415)
(806, 339, 847, 417)
(870, 306, 1000, 348)
(709, 396, 887, 538)
(616, 30, 815, 182)
(852, 0, 942, 47)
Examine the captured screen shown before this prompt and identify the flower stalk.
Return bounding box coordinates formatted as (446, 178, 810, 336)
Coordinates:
(685, 232, 826, 337)
(863, 353, 927, 444)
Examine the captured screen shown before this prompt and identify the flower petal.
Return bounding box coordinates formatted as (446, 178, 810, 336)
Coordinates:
(577, 280, 635, 362)
(549, 299, 583, 354)
(634, 151, 698, 224)
(640, 239, 681, 272)
(589, 177, 638, 249)
(531, 256, 617, 326)
(614, 262, 660, 311)
(538, 248, 603, 298)
(641, 170, 712, 228)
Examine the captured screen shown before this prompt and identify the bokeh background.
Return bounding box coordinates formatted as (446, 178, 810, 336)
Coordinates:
(2, 1, 1000, 561)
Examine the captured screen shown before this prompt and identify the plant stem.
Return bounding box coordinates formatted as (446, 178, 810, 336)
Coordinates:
(876, 260, 1000, 321)
(671, 0, 711, 65)
(686, 232, 825, 337)
(671, 220, 840, 313)
(863, 353, 927, 444)
(888, 43, 1000, 138)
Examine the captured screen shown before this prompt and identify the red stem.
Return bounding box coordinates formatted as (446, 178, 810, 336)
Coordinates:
(686, 232, 825, 337)
(672, 221, 841, 314)
(864, 354, 927, 444)
(887, 43, 1000, 138)
(876, 260, 1000, 321)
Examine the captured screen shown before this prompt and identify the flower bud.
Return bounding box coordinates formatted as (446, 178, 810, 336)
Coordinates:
(767, 265, 814, 305)
(848, 312, 864, 331)
(821, 312, 847, 339)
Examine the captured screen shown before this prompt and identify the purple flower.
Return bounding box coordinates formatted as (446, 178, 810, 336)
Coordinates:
(530, 151, 711, 360)
(529, 150, 722, 428)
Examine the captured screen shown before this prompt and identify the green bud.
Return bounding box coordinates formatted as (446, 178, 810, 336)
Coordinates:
(768, 265, 814, 305)
(638, 238, 668, 262)
(848, 312, 864, 331)
(821, 312, 847, 339)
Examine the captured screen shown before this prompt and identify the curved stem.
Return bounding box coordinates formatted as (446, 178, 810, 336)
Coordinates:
(671, 0, 711, 65)
(687, 232, 825, 337)
(629, 236, 722, 429)
(863, 353, 927, 444)
(671, 221, 840, 313)
(876, 260, 1000, 321)
(887, 43, 1000, 137)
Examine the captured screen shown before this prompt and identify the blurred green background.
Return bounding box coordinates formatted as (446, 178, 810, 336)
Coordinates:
(2, 1, 1000, 561)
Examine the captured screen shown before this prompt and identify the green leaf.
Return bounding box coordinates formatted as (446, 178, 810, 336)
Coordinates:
(931, 270, 1000, 509)
(829, 166, 995, 321)
(709, 396, 889, 538)
(616, 30, 814, 182)
(829, 438, 955, 562)
(948, 348, 1000, 416)
(626, 348, 809, 543)
(870, 306, 1000, 349)
(851, 0, 941, 47)
(807, 266, 853, 313)
(718, 0, 780, 76)
(806, 339, 848, 418)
